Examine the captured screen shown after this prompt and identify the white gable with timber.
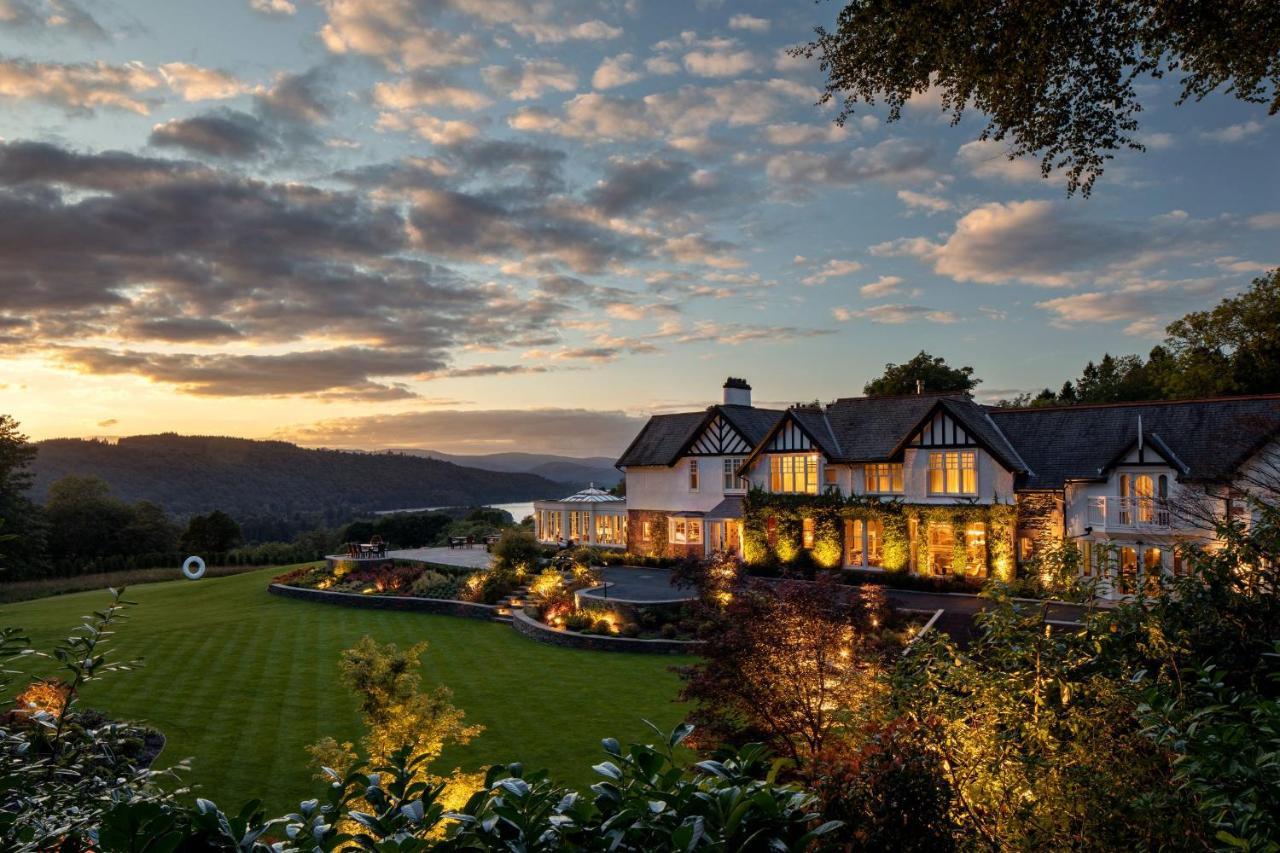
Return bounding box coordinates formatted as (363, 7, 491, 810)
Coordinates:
(767, 418, 814, 452)
(909, 409, 977, 448)
(688, 415, 752, 456)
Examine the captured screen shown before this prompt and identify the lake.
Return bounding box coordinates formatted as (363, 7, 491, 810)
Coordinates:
(375, 501, 535, 522)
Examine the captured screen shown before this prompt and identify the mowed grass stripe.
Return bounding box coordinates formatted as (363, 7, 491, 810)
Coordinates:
(1, 568, 690, 813)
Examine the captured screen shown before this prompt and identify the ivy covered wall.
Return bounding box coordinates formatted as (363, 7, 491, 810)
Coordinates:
(742, 490, 1017, 581)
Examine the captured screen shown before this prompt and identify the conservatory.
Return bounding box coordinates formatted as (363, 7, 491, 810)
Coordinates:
(533, 485, 628, 549)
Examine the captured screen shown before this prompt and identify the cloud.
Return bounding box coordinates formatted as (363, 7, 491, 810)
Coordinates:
(762, 122, 849, 146)
(592, 53, 642, 89)
(512, 19, 622, 44)
(0, 140, 585, 399)
(0, 57, 162, 113)
(896, 188, 952, 213)
(96, 417, 118, 427)
(1248, 212, 1280, 229)
(0, 0, 108, 39)
(766, 138, 935, 187)
(378, 112, 479, 145)
(728, 14, 769, 32)
(274, 408, 647, 456)
(317, 0, 485, 70)
(800, 258, 863, 286)
(148, 69, 333, 159)
(832, 304, 957, 324)
(158, 62, 248, 101)
(587, 156, 745, 216)
(1035, 277, 1230, 336)
(249, 0, 295, 14)
(955, 138, 1045, 183)
(873, 200, 1225, 287)
(482, 59, 576, 101)
(683, 47, 756, 78)
(1198, 120, 1264, 143)
(858, 275, 904, 297)
(509, 79, 819, 142)
(373, 72, 493, 111)
(150, 110, 275, 159)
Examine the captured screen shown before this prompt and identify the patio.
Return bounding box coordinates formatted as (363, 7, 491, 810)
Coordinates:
(323, 546, 494, 571)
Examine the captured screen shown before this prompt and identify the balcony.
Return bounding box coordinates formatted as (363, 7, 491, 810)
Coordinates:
(1086, 496, 1172, 532)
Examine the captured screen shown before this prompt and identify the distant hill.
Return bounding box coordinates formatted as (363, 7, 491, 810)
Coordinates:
(402, 450, 621, 490)
(28, 435, 571, 519)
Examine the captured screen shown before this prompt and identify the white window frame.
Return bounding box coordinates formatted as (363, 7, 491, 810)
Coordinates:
(722, 457, 749, 493)
(689, 459, 699, 492)
(863, 463, 904, 494)
(927, 451, 977, 496)
(669, 517, 703, 544)
(769, 453, 819, 494)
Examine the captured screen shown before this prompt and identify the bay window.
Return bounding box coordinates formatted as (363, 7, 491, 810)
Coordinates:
(670, 517, 703, 545)
(864, 463, 903, 493)
(770, 453, 819, 494)
(928, 451, 977, 495)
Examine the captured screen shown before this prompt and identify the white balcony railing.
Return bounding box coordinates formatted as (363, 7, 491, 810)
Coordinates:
(1086, 496, 1172, 531)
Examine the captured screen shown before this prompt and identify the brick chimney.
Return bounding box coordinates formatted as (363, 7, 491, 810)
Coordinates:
(723, 377, 752, 407)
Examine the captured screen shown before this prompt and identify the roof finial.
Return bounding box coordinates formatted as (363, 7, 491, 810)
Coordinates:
(916, 378, 924, 395)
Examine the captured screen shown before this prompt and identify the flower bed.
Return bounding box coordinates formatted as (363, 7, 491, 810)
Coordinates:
(275, 560, 481, 602)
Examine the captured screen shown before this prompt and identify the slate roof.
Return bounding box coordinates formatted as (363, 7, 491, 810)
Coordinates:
(615, 405, 784, 468)
(617, 392, 1280, 490)
(987, 396, 1280, 489)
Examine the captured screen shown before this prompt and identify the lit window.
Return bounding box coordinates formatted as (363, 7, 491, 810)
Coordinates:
(864, 463, 904, 493)
(927, 523, 954, 575)
(928, 451, 976, 495)
(670, 517, 703, 544)
(866, 518, 883, 567)
(1143, 547, 1162, 575)
(641, 520, 652, 540)
(846, 519, 863, 566)
(965, 523, 986, 570)
(802, 517, 815, 549)
(1120, 546, 1138, 576)
(1081, 540, 1092, 576)
(689, 460, 699, 492)
(769, 454, 819, 494)
(722, 457, 749, 492)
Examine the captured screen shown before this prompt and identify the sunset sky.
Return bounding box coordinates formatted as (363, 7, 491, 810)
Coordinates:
(1, 0, 1277, 457)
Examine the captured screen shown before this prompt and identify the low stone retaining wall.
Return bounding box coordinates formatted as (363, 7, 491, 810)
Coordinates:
(511, 608, 701, 655)
(268, 583, 498, 619)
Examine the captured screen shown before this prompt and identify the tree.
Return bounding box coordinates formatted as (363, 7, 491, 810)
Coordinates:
(43, 476, 136, 570)
(0, 414, 45, 575)
(179, 509, 241, 554)
(1163, 268, 1280, 397)
(863, 351, 979, 397)
(798, 1, 1280, 195)
(679, 576, 888, 771)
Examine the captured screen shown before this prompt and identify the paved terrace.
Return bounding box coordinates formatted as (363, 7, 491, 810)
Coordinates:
(325, 547, 494, 570)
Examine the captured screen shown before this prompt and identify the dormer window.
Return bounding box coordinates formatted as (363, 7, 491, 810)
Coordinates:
(770, 453, 819, 494)
(928, 451, 976, 495)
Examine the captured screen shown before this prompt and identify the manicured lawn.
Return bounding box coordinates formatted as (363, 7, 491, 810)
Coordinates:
(1, 567, 692, 814)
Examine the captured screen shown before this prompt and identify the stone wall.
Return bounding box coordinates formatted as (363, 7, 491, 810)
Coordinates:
(268, 583, 497, 619)
(511, 608, 700, 655)
(1015, 490, 1064, 565)
(626, 509, 671, 557)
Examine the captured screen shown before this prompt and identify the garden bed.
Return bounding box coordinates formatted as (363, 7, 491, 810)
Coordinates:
(268, 583, 499, 619)
(511, 608, 701, 654)
(274, 560, 502, 603)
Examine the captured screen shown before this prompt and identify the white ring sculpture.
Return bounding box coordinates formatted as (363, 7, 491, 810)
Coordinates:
(182, 555, 206, 580)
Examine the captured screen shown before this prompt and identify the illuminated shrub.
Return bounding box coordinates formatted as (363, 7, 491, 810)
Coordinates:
(774, 516, 803, 563)
(14, 679, 72, 719)
(881, 513, 910, 572)
(529, 567, 566, 600)
(812, 512, 843, 569)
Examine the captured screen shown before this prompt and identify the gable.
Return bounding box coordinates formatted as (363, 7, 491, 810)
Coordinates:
(688, 415, 752, 456)
(767, 418, 814, 452)
(909, 410, 977, 448)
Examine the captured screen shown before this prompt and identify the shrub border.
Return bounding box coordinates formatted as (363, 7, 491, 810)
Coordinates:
(268, 583, 498, 619)
(511, 608, 701, 655)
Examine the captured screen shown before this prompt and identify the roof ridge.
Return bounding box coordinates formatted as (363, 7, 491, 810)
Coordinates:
(833, 390, 971, 403)
(986, 392, 1280, 414)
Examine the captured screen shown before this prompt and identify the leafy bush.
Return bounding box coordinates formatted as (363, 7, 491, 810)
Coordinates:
(563, 612, 594, 632)
(409, 570, 459, 599)
(490, 527, 544, 573)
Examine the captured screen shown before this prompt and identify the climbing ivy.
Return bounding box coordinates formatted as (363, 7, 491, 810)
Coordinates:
(743, 489, 1016, 579)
